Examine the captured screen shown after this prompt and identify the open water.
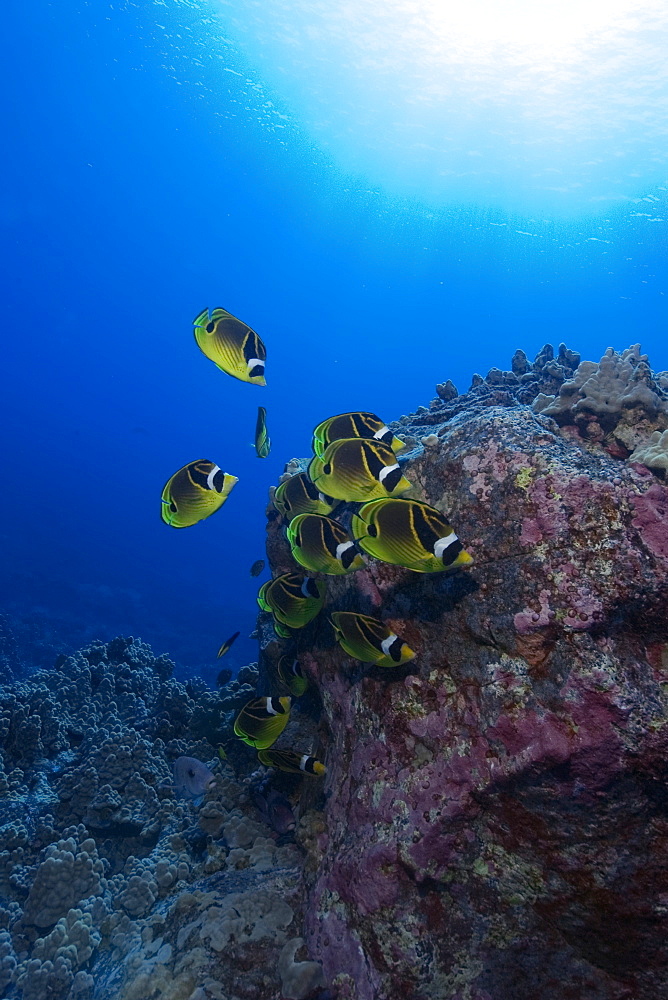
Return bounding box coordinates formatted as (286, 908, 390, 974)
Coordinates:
(1, 0, 666, 679)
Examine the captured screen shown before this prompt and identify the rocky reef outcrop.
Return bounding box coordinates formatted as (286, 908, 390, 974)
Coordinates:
(261, 343, 668, 1000)
(3, 342, 668, 1000)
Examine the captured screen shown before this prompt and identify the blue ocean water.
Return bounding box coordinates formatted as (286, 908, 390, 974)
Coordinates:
(1, 0, 666, 680)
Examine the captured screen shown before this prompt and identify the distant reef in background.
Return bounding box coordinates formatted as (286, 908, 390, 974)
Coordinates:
(1, 343, 668, 999)
(0, 587, 253, 683)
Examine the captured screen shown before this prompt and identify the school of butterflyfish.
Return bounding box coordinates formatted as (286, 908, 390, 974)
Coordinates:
(159, 308, 473, 781)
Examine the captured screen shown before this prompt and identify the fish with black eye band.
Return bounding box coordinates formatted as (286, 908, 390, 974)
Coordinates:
(193, 306, 266, 385)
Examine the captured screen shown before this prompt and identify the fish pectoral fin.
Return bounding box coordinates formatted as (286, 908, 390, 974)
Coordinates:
(353, 531, 373, 544)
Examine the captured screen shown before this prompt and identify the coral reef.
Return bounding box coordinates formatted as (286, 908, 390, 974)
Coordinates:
(260, 343, 668, 1000)
(0, 637, 321, 999)
(4, 342, 668, 1000)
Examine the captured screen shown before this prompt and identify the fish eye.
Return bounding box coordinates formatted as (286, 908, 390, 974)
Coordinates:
(206, 321, 215, 333)
(188, 769, 195, 778)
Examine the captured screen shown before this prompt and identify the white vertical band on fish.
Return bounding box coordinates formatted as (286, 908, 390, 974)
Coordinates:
(378, 463, 400, 483)
(380, 633, 399, 657)
(434, 534, 459, 559)
(206, 465, 221, 490)
(335, 541, 355, 560)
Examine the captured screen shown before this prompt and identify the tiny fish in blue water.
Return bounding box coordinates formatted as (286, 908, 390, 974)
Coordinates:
(255, 405, 271, 458)
(217, 630, 240, 659)
(216, 667, 233, 687)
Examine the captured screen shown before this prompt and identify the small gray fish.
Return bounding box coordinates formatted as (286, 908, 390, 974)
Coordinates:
(172, 756, 215, 803)
(250, 559, 265, 577)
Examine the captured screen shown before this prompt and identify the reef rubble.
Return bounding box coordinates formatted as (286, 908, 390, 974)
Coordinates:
(1, 343, 668, 999)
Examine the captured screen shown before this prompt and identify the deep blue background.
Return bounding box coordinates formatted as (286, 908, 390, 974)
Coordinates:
(1, 1, 666, 678)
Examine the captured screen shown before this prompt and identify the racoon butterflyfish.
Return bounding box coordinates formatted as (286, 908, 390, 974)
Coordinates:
(273, 621, 293, 639)
(193, 307, 266, 385)
(306, 455, 325, 485)
(233, 695, 291, 749)
(330, 611, 416, 667)
(161, 460, 238, 528)
(257, 574, 326, 629)
(273, 473, 335, 521)
(257, 748, 326, 776)
(287, 513, 365, 575)
(351, 498, 473, 573)
(217, 631, 240, 659)
(276, 654, 308, 696)
(309, 438, 412, 503)
(255, 406, 271, 458)
(312, 411, 405, 459)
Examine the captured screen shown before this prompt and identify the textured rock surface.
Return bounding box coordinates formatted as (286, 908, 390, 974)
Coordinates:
(0, 637, 320, 1000)
(4, 342, 668, 1000)
(261, 344, 668, 1000)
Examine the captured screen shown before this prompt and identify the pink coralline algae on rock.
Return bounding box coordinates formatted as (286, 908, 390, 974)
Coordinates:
(261, 347, 668, 1000)
(631, 481, 668, 560)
